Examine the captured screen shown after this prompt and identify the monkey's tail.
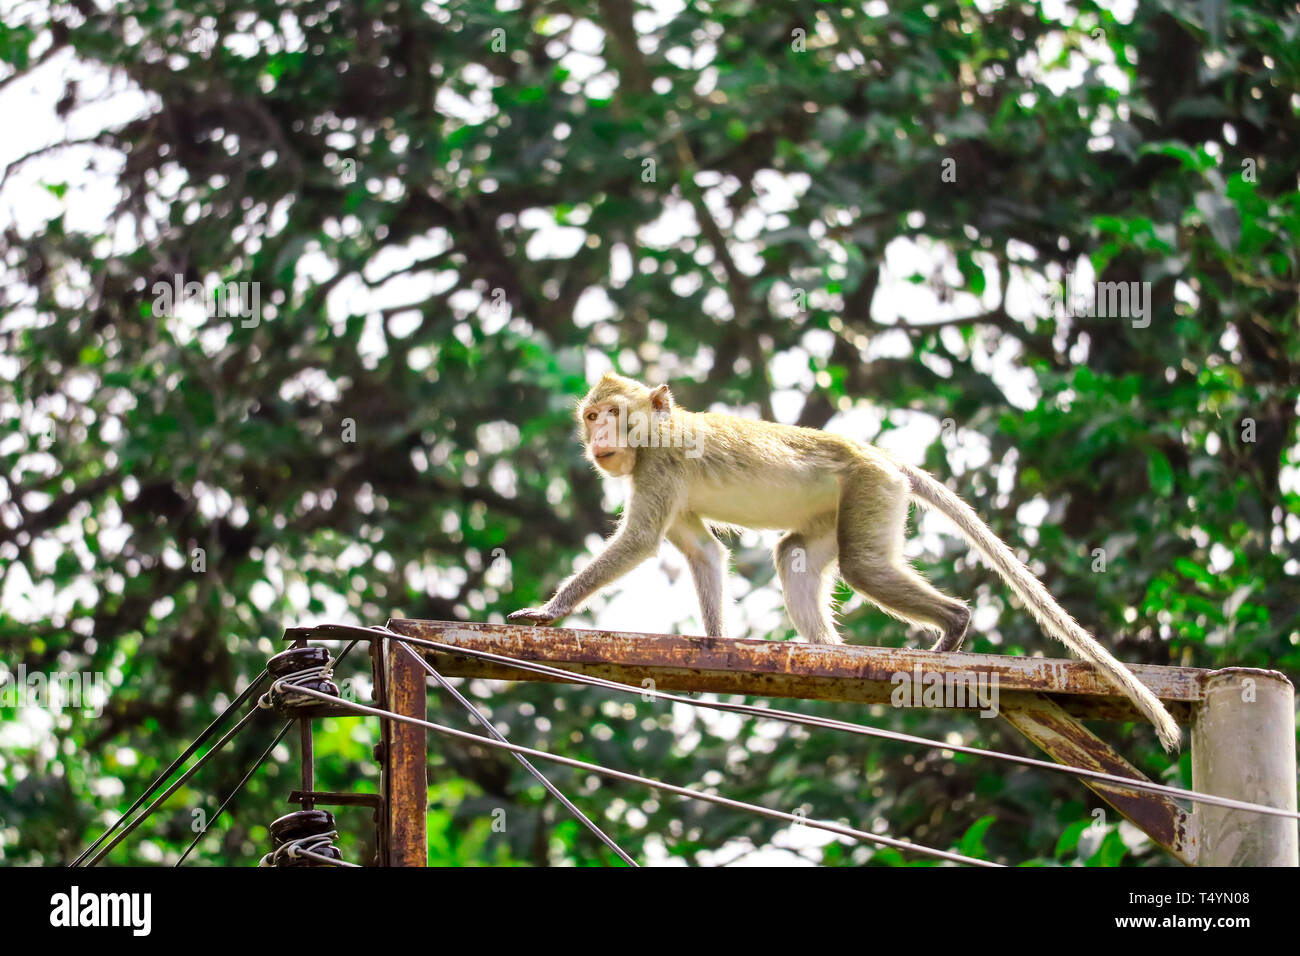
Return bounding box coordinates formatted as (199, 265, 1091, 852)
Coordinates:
(900, 463, 1181, 752)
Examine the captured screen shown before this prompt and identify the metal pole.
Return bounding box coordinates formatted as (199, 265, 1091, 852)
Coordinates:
(384, 636, 428, 866)
(370, 637, 389, 865)
(1191, 667, 1297, 866)
(293, 636, 315, 813)
(300, 719, 314, 810)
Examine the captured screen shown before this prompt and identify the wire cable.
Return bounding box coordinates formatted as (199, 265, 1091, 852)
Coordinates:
(69, 668, 269, 866)
(258, 828, 361, 868)
(175, 719, 295, 866)
(283, 680, 1001, 868)
(362, 626, 1300, 822)
(398, 643, 638, 866)
(175, 637, 361, 867)
(82, 707, 265, 866)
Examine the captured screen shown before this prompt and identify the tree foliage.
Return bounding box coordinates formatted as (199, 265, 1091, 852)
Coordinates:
(1, 0, 1297, 867)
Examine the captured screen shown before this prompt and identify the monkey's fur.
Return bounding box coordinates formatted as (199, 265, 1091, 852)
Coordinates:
(509, 372, 1181, 752)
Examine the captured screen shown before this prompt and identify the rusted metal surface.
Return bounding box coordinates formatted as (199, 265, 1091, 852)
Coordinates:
(374, 619, 1222, 865)
(370, 637, 390, 865)
(386, 620, 1202, 724)
(384, 637, 428, 866)
(1001, 693, 1196, 864)
(288, 790, 384, 809)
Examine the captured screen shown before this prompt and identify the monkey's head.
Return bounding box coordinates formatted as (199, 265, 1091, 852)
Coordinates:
(576, 372, 674, 478)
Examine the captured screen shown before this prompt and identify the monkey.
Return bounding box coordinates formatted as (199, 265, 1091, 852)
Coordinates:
(508, 372, 1181, 752)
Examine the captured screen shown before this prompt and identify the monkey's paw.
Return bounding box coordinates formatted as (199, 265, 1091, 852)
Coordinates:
(507, 607, 563, 626)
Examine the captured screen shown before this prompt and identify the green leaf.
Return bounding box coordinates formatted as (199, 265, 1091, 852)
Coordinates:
(957, 815, 996, 859)
(1055, 820, 1092, 859)
(1146, 449, 1174, 498)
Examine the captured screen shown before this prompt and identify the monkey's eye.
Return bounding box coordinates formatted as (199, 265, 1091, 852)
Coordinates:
(585, 411, 599, 422)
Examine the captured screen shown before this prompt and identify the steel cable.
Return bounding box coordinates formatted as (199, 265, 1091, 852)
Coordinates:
(70, 668, 269, 866)
(281, 680, 1002, 868)
(360, 626, 1300, 822)
(398, 643, 638, 866)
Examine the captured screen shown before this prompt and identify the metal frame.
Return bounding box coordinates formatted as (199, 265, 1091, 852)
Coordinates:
(279, 620, 1296, 867)
(274, 631, 422, 866)
(384, 635, 428, 866)
(384, 619, 1298, 867)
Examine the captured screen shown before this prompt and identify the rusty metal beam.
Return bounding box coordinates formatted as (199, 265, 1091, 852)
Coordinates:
(386, 620, 1202, 724)
(268, 619, 1295, 868)
(384, 636, 428, 867)
(1001, 693, 1195, 864)
(386, 619, 1211, 864)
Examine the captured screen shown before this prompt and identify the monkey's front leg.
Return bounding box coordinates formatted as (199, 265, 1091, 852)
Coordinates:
(507, 520, 665, 626)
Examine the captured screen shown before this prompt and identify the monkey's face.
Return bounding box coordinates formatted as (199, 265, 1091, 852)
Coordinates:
(581, 401, 637, 477)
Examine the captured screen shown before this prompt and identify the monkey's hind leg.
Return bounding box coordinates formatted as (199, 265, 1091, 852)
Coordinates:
(836, 467, 971, 652)
(774, 517, 841, 645)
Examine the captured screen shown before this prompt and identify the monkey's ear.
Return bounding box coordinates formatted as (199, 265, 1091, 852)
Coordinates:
(649, 384, 673, 413)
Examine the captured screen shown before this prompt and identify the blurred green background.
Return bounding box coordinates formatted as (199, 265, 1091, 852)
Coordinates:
(0, 0, 1297, 866)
